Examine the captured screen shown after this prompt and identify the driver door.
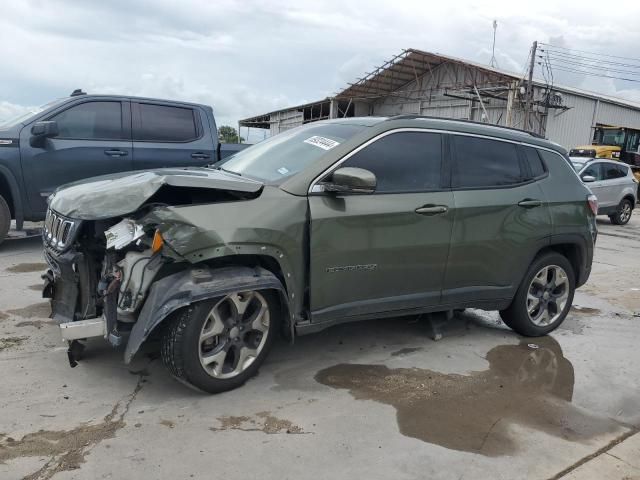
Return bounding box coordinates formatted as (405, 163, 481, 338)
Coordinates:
(20, 100, 133, 216)
(308, 130, 454, 323)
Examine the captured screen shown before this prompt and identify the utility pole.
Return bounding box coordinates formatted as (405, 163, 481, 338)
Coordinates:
(523, 41, 537, 132)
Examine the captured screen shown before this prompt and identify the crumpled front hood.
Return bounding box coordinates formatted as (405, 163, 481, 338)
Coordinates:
(48, 167, 263, 220)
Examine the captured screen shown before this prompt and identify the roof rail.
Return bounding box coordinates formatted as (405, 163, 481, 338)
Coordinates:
(387, 115, 545, 139)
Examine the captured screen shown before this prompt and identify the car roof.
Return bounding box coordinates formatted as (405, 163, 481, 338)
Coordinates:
(68, 94, 209, 109)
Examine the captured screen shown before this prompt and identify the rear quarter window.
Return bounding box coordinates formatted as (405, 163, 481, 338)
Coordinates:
(522, 146, 546, 178)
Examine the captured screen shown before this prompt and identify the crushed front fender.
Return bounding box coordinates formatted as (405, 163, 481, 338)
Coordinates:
(123, 265, 287, 364)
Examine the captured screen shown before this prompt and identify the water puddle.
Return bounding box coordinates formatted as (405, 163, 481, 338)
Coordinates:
(315, 336, 619, 456)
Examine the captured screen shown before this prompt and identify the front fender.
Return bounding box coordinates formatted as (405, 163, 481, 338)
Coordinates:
(124, 265, 288, 364)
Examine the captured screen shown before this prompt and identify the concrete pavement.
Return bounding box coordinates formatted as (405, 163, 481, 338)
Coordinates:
(0, 216, 639, 480)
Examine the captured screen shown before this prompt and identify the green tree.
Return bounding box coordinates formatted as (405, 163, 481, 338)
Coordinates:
(218, 125, 245, 143)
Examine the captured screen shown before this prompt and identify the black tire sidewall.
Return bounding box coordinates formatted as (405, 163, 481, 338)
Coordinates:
(501, 253, 575, 336)
(179, 291, 278, 393)
(0, 195, 10, 244)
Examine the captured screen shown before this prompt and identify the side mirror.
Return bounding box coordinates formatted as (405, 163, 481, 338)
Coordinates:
(30, 121, 59, 148)
(582, 175, 596, 183)
(324, 167, 376, 194)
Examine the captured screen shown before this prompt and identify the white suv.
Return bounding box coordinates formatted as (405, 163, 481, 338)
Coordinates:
(571, 158, 638, 225)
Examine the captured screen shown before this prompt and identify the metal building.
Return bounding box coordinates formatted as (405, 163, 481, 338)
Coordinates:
(239, 48, 640, 150)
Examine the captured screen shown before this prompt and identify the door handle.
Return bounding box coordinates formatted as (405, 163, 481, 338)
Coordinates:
(104, 149, 128, 157)
(518, 199, 542, 208)
(415, 205, 448, 215)
(191, 152, 211, 159)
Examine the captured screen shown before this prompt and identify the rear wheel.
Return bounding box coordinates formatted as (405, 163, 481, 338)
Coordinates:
(161, 290, 278, 393)
(0, 194, 10, 245)
(500, 252, 575, 337)
(609, 198, 633, 225)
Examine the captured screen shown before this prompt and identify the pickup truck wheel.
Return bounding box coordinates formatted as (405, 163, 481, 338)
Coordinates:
(0, 194, 10, 245)
(161, 290, 277, 393)
(500, 253, 575, 337)
(609, 198, 633, 225)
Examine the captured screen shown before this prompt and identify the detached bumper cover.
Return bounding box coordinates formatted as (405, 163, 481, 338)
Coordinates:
(43, 248, 82, 324)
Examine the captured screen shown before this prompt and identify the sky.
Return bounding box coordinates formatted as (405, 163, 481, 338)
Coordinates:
(2, 0, 640, 142)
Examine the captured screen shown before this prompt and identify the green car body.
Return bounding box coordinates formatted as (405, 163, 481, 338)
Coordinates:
(43, 116, 596, 392)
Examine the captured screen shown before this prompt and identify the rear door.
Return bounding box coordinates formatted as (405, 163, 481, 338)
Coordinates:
(441, 135, 552, 305)
(131, 102, 215, 170)
(20, 99, 133, 215)
(308, 130, 454, 322)
(600, 162, 629, 206)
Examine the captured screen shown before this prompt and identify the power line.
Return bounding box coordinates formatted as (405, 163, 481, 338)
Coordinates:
(540, 63, 640, 83)
(542, 56, 640, 77)
(539, 42, 640, 63)
(540, 49, 640, 69)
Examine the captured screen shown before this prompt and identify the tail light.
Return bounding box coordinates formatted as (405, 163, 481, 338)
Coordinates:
(587, 194, 598, 216)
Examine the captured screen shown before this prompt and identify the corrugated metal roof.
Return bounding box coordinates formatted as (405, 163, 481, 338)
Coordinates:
(239, 48, 640, 124)
(336, 48, 640, 110)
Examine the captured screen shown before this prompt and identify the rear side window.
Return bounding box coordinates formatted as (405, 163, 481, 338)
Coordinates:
(603, 163, 627, 180)
(341, 131, 442, 192)
(452, 136, 523, 188)
(52, 101, 123, 140)
(135, 104, 198, 142)
(522, 147, 546, 178)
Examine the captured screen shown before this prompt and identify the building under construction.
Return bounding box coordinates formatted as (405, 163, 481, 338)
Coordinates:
(239, 48, 640, 150)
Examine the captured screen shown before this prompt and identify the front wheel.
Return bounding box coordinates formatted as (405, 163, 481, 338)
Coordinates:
(161, 290, 278, 393)
(500, 253, 575, 337)
(609, 198, 633, 225)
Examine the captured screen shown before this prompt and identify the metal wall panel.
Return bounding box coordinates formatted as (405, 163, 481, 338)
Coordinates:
(269, 110, 303, 135)
(544, 92, 596, 148)
(597, 102, 640, 130)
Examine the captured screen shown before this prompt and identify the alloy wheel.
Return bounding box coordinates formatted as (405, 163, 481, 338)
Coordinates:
(198, 291, 270, 379)
(526, 265, 570, 326)
(620, 202, 632, 223)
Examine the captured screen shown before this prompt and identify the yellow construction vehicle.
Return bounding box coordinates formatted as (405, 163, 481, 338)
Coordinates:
(570, 125, 640, 164)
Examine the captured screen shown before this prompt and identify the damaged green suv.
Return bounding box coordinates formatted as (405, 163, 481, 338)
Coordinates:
(43, 116, 597, 392)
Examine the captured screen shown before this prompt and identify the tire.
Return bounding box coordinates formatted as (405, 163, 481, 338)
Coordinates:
(0, 194, 10, 245)
(609, 198, 633, 225)
(161, 290, 278, 393)
(500, 252, 575, 337)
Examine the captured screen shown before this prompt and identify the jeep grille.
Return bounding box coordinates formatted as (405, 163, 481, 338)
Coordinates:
(43, 209, 80, 251)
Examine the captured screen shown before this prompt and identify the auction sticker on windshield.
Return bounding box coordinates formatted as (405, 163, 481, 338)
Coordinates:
(304, 136, 340, 150)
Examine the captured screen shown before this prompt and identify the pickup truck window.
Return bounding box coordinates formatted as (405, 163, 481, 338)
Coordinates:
(52, 101, 123, 140)
(342, 131, 443, 192)
(221, 123, 366, 182)
(134, 104, 198, 142)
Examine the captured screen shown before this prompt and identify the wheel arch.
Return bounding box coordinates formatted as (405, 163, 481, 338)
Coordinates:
(622, 194, 636, 209)
(534, 240, 586, 286)
(0, 166, 24, 228)
(123, 265, 290, 364)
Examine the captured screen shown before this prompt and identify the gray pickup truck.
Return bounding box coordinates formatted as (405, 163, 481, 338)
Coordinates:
(0, 90, 246, 243)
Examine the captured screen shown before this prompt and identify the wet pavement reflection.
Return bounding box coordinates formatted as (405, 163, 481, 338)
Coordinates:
(316, 336, 619, 456)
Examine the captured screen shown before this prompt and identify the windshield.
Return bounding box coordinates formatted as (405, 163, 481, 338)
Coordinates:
(594, 128, 625, 147)
(0, 98, 66, 128)
(571, 161, 586, 172)
(220, 123, 367, 182)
